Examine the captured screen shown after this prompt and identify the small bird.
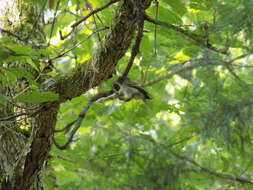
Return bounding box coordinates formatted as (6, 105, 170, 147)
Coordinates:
(112, 77, 151, 101)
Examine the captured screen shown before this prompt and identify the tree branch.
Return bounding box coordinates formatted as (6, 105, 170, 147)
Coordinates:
(0, 27, 48, 47)
(53, 0, 152, 103)
(121, 7, 144, 78)
(53, 90, 114, 150)
(170, 150, 253, 186)
(49, 27, 108, 62)
(142, 52, 251, 87)
(142, 59, 203, 87)
(144, 15, 228, 55)
(71, 0, 120, 28)
(18, 104, 59, 190)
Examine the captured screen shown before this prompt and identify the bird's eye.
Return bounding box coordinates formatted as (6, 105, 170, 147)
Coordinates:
(113, 83, 121, 91)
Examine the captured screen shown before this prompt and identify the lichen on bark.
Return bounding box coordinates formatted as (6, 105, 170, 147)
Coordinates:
(0, 0, 152, 190)
(0, 0, 47, 189)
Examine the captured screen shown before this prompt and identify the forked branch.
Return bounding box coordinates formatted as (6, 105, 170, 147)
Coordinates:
(53, 90, 114, 149)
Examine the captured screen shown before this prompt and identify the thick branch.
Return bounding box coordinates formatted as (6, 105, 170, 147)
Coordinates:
(14, 1, 152, 190)
(16, 104, 59, 190)
(53, 0, 152, 103)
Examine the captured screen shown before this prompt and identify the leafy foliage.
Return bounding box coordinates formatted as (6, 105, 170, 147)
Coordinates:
(1, 0, 253, 189)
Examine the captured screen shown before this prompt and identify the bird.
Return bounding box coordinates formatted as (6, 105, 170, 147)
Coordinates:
(112, 77, 151, 101)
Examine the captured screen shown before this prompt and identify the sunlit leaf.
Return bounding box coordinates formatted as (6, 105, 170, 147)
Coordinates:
(16, 91, 59, 103)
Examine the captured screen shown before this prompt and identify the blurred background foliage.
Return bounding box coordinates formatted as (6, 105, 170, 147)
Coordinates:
(1, 0, 253, 189)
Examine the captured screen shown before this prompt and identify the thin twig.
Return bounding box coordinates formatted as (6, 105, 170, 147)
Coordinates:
(0, 105, 44, 122)
(169, 150, 253, 185)
(144, 15, 228, 55)
(7, 100, 40, 110)
(26, 0, 48, 41)
(230, 53, 252, 63)
(122, 11, 145, 78)
(0, 112, 29, 122)
(48, 0, 61, 46)
(49, 27, 108, 61)
(92, 14, 102, 44)
(167, 136, 194, 147)
(53, 90, 114, 150)
(142, 53, 252, 87)
(71, 0, 120, 28)
(85, 0, 103, 44)
(225, 63, 245, 84)
(130, 135, 253, 186)
(59, 28, 74, 40)
(60, 0, 119, 40)
(0, 28, 48, 47)
(63, 9, 83, 18)
(239, 158, 253, 177)
(223, 53, 253, 85)
(142, 60, 202, 87)
(153, 0, 159, 56)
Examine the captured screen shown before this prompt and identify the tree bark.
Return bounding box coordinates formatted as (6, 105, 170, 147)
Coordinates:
(0, 0, 152, 190)
(0, 1, 47, 189)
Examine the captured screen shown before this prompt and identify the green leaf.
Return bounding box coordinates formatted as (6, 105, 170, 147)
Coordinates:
(183, 46, 201, 57)
(189, 0, 212, 11)
(163, 0, 187, 16)
(0, 36, 12, 43)
(0, 94, 8, 105)
(4, 68, 17, 84)
(0, 46, 15, 62)
(158, 3, 183, 24)
(140, 35, 153, 55)
(4, 67, 38, 87)
(6, 44, 39, 56)
(147, 5, 183, 24)
(6, 67, 33, 79)
(55, 170, 80, 185)
(16, 91, 59, 103)
(5, 55, 30, 62)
